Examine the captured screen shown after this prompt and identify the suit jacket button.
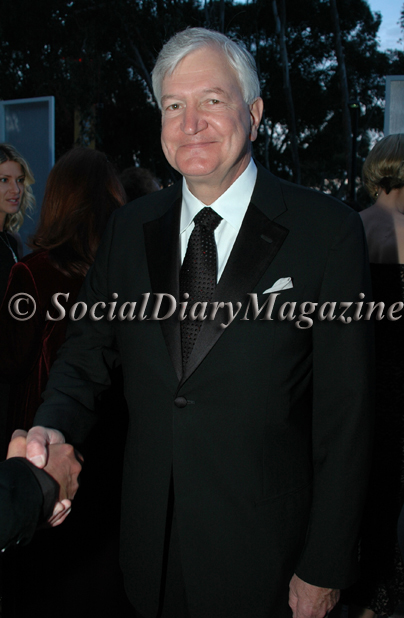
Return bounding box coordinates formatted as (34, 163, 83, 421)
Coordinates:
(174, 396, 188, 408)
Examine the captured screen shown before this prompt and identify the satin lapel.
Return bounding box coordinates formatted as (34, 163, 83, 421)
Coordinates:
(181, 201, 289, 384)
(143, 196, 183, 381)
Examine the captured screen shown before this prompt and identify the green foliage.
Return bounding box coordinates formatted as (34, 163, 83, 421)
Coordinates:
(229, 0, 392, 205)
(0, 0, 401, 197)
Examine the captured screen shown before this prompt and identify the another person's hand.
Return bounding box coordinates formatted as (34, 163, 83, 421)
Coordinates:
(44, 442, 83, 526)
(26, 425, 66, 468)
(289, 573, 340, 618)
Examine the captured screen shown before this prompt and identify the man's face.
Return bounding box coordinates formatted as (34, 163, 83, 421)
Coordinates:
(160, 46, 263, 199)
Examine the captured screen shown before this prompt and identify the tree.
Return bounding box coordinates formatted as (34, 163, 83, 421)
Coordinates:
(329, 0, 353, 200)
(0, 0, 399, 200)
(272, 0, 301, 184)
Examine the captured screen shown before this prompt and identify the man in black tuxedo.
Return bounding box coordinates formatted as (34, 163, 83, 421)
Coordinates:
(25, 28, 373, 618)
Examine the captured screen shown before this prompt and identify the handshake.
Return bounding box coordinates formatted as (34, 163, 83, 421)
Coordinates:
(7, 427, 82, 527)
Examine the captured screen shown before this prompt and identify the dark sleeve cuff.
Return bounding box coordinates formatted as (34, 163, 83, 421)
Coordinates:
(15, 458, 59, 522)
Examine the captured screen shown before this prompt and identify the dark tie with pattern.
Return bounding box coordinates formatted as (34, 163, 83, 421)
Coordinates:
(180, 206, 222, 369)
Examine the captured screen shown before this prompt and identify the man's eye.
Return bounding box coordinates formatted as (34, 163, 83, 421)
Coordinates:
(0, 178, 7, 183)
(209, 99, 221, 104)
(167, 103, 180, 111)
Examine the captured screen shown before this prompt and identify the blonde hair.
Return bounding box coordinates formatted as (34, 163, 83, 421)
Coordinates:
(362, 134, 404, 199)
(0, 143, 36, 231)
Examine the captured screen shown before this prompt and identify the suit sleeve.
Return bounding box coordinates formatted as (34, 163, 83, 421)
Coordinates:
(33, 216, 120, 444)
(295, 209, 374, 589)
(0, 458, 58, 551)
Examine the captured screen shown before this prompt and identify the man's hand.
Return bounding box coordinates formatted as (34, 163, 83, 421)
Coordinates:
(8, 428, 82, 527)
(45, 443, 82, 501)
(289, 574, 340, 618)
(26, 425, 66, 468)
(44, 442, 83, 526)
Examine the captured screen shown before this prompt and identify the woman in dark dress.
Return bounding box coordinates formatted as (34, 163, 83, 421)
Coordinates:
(2, 147, 125, 430)
(345, 134, 404, 617)
(0, 147, 136, 618)
(0, 143, 35, 301)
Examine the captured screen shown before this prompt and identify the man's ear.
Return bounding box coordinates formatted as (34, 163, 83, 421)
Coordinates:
(249, 97, 264, 142)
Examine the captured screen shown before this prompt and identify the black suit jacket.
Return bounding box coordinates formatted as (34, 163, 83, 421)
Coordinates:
(0, 458, 58, 550)
(35, 163, 374, 618)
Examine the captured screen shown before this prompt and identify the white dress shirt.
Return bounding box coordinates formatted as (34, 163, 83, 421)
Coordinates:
(180, 159, 257, 281)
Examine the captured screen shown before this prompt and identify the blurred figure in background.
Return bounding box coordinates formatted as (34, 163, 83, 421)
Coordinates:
(0, 144, 35, 460)
(343, 134, 404, 618)
(119, 165, 160, 202)
(0, 143, 35, 302)
(1, 147, 125, 432)
(0, 147, 133, 618)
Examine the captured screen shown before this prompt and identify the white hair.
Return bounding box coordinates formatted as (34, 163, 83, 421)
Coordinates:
(152, 27, 261, 109)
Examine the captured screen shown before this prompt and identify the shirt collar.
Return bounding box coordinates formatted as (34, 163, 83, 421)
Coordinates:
(180, 159, 257, 233)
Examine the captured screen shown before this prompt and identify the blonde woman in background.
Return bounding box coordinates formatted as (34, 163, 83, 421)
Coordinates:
(0, 144, 35, 459)
(344, 134, 404, 617)
(0, 146, 135, 618)
(0, 143, 35, 301)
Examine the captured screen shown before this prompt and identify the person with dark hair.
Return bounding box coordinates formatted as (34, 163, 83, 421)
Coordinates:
(0, 143, 35, 302)
(30, 146, 126, 277)
(0, 146, 132, 618)
(119, 166, 160, 202)
(343, 134, 404, 618)
(1, 146, 126, 430)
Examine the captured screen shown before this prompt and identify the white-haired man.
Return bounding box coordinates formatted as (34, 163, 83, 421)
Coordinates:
(25, 28, 373, 618)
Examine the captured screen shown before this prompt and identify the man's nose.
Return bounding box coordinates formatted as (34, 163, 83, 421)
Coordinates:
(181, 105, 208, 135)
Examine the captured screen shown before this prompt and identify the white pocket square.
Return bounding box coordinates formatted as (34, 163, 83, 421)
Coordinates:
(263, 277, 293, 294)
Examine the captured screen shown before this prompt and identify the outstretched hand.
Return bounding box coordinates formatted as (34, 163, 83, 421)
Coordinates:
(289, 573, 339, 618)
(26, 425, 66, 468)
(44, 442, 83, 525)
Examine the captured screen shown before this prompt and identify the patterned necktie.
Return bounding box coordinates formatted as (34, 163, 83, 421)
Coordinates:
(180, 206, 222, 368)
